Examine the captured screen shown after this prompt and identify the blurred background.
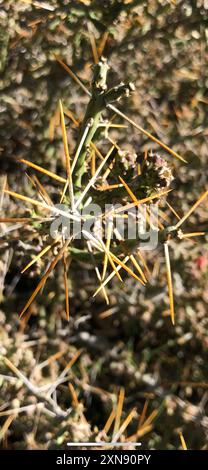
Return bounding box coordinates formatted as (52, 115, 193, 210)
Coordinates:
(0, 0, 208, 449)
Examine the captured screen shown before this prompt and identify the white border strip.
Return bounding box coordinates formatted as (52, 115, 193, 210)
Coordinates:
(67, 442, 142, 447)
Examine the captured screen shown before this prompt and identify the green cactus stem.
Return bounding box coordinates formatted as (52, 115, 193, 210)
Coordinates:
(73, 57, 134, 189)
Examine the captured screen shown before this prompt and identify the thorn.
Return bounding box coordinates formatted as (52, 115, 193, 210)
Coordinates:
(97, 31, 109, 59)
(87, 23, 99, 64)
(113, 229, 147, 283)
(49, 115, 55, 142)
(21, 237, 61, 274)
(142, 409, 158, 428)
(99, 234, 123, 282)
(175, 190, 208, 229)
(19, 238, 72, 318)
(0, 414, 16, 441)
(166, 200, 181, 220)
(113, 408, 136, 443)
(26, 173, 53, 206)
(112, 189, 172, 216)
(71, 119, 92, 174)
(138, 400, 149, 428)
(164, 242, 175, 325)
(113, 387, 125, 437)
(61, 349, 82, 376)
(4, 189, 81, 223)
(59, 99, 75, 211)
(179, 432, 188, 450)
(130, 255, 147, 283)
(109, 252, 145, 285)
(102, 220, 114, 280)
(179, 231, 205, 239)
(87, 240, 109, 305)
(19, 158, 67, 184)
(141, 149, 148, 172)
(93, 255, 130, 298)
(99, 306, 118, 319)
(91, 148, 96, 176)
(55, 55, 91, 96)
(63, 106, 79, 126)
(0, 217, 33, 223)
(74, 145, 115, 209)
(63, 251, 70, 322)
(102, 409, 117, 435)
(90, 142, 105, 161)
(108, 104, 187, 163)
(118, 175, 138, 204)
(137, 250, 151, 277)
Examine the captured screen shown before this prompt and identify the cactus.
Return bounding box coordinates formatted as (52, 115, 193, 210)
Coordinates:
(2, 57, 207, 327)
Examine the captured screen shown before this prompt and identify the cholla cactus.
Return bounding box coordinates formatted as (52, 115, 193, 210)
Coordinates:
(1, 57, 207, 327)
